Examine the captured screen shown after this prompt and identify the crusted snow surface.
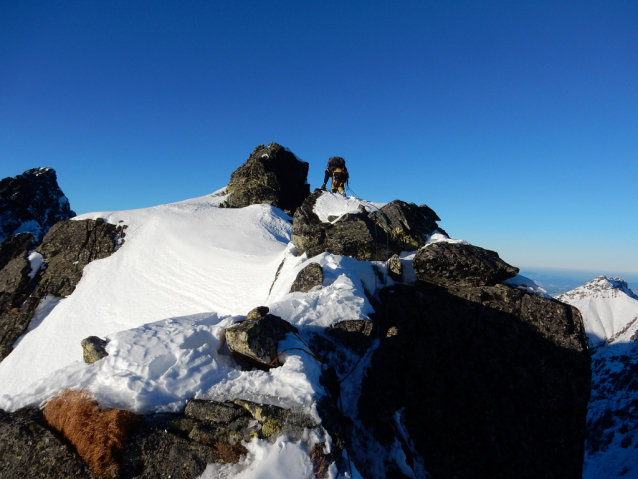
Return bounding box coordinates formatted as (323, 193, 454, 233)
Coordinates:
(558, 276, 638, 346)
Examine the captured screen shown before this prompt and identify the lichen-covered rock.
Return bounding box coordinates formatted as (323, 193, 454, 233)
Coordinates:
(413, 242, 519, 287)
(233, 399, 318, 441)
(0, 167, 76, 243)
(387, 254, 402, 282)
(292, 191, 445, 261)
(0, 406, 96, 478)
(356, 282, 591, 479)
(0, 219, 125, 363)
(36, 219, 126, 297)
(81, 336, 109, 364)
(224, 310, 298, 367)
(224, 143, 310, 215)
(369, 200, 447, 252)
(290, 262, 323, 293)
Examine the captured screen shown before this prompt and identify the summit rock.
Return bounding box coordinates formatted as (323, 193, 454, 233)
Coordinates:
(223, 143, 310, 215)
(0, 168, 76, 244)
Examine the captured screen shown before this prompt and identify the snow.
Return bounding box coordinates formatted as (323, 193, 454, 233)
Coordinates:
(313, 192, 386, 223)
(27, 251, 44, 279)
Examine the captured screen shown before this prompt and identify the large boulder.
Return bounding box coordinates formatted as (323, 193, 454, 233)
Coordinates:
(292, 191, 445, 261)
(290, 262, 323, 293)
(224, 307, 298, 367)
(356, 282, 591, 479)
(0, 167, 76, 243)
(413, 242, 519, 287)
(0, 219, 126, 363)
(224, 143, 310, 215)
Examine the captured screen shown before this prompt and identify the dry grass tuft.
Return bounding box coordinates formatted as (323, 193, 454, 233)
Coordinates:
(215, 441, 249, 463)
(44, 389, 137, 478)
(310, 442, 330, 477)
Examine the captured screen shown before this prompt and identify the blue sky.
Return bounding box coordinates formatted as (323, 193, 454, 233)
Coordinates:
(1, 0, 636, 274)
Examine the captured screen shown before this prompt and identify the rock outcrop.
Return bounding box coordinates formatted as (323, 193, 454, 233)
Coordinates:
(413, 242, 520, 287)
(356, 281, 591, 479)
(223, 143, 310, 215)
(0, 219, 125, 362)
(0, 167, 76, 243)
(292, 191, 445, 261)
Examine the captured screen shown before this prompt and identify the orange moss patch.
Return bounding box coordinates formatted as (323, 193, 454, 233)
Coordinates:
(43, 389, 137, 477)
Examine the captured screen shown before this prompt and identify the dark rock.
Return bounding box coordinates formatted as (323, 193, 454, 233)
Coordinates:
(368, 200, 447, 252)
(224, 143, 310, 215)
(413, 242, 519, 287)
(0, 219, 125, 363)
(290, 262, 323, 293)
(0, 167, 76, 243)
(0, 233, 35, 314)
(356, 282, 591, 479)
(387, 254, 402, 282)
(36, 219, 126, 297)
(292, 192, 444, 261)
(224, 313, 298, 367)
(118, 413, 222, 479)
(246, 305, 270, 321)
(0, 406, 96, 478)
(81, 336, 109, 364)
(327, 319, 375, 355)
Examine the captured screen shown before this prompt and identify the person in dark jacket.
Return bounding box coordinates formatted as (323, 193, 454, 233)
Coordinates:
(321, 157, 349, 195)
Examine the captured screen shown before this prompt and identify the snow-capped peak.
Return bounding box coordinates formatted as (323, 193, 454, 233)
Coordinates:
(558, 275, 638, 302)
(558, 275, 638, 347)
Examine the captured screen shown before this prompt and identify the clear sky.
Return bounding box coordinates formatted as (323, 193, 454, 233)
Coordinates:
(1, 0, 636, 274)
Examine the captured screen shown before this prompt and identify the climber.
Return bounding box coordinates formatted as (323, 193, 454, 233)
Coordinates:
(321, 156, 349, 195)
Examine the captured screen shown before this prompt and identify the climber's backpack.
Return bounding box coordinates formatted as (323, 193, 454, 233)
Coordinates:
(332, 167, 349, 183)
(328, 156, 346, 169)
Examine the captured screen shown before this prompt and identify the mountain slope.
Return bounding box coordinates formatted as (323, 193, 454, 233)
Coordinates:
(559, 276, 638, 479)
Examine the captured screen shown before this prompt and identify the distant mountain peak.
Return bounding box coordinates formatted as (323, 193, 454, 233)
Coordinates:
(558, 275, 638, 302)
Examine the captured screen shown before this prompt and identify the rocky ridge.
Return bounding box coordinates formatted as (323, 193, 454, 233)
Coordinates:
(0, 145, 593, 479)
(558, 275, 638, 302)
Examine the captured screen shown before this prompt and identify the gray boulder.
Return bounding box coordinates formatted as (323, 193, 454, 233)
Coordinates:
(0, 167, 76, 243)
(224, 308, 298, 367)
(413, 242, 519, 287)
(292, 191, 445, 261)
(223, 143, 310, 215)
(290, 262, 323, 293)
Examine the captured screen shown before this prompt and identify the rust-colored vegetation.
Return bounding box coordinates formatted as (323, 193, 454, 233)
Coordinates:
(43, 389, 137, 477)
(215, 441, 249, 463)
